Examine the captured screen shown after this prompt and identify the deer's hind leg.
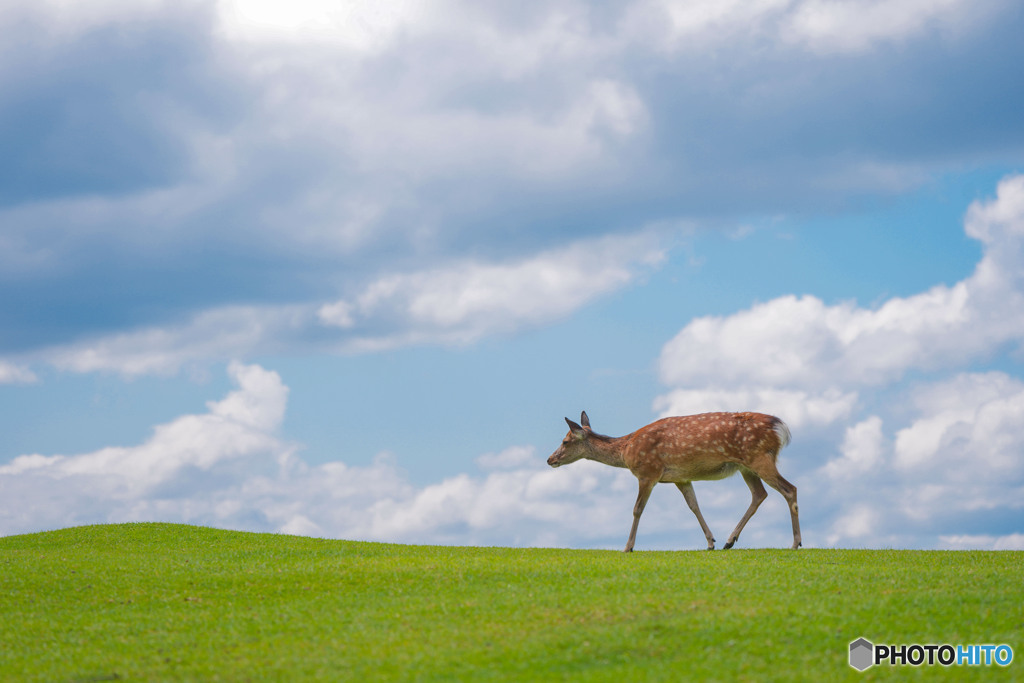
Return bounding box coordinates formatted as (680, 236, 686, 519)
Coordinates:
(723, 470, 768, 549)
(676, 482, 716, 550)
(737, 457, 801, 550)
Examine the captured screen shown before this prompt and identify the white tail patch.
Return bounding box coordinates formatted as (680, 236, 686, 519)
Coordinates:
(773, 419, 792, 451)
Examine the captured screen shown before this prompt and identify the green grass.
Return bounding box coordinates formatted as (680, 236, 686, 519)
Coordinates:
(1, 524, 1021, 681)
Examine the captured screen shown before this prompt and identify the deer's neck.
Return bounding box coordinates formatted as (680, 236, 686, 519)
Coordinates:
(586, 435, 628, 469)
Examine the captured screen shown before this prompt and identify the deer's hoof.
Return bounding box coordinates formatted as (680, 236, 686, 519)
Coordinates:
(723, 540, 736, 550)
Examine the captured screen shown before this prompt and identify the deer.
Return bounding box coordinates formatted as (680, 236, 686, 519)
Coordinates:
(547, 411, 800, 551)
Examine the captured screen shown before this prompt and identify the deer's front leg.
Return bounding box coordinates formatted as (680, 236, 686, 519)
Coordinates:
(624, 478, 657, 553)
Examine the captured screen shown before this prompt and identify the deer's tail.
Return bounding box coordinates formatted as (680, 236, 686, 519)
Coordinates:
(770, 416, 791, 457)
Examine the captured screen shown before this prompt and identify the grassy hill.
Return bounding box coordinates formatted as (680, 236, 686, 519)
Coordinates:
(1, 523, 1020, 681)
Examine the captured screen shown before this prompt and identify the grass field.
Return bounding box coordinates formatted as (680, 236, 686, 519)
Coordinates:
(1, 523, 1020, 681)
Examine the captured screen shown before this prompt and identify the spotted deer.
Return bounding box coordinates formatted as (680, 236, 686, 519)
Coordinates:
(547, 411, 801, 551)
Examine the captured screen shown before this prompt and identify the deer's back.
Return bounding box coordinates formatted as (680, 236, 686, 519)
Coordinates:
(622, 412, 786, 482)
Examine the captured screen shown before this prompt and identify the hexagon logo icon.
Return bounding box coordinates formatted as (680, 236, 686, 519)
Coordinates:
(849, 638, 874, 671)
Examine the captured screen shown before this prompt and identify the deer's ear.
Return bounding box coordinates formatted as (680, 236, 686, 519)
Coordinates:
(565, 417, 584, 435)
(580, 411, 590, 428)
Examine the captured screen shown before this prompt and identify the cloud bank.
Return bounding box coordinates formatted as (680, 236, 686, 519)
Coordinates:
(0, 362, 643, 548)
(4, 178, 1024, 549)
(3, 0, 1024, 375)
(15, 231, 665, 378)
(655, 174, 1024, 548)
(6, 174, 1024, 551)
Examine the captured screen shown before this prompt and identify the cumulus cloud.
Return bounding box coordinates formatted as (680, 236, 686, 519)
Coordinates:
(657, 285, 981, 390)
(0, 361, 819, 549)
(815, 372, 1024, 546)
(653, 386, 857, 430)
(827, 505, 882, 545)
(894, 372, 1024, 480)
(319, 232, 666, 351)
(658, 174, 1024, 394)
(654, 176, 1024, 548)
(823, 416, 885, 479)
(0, 363, 637, 547)
(6, 359, 1019, 549)
(21, 231, 665, 377)
(0, 362, 290, 492)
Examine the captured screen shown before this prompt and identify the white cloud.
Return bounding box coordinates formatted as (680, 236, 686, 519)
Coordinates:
(939, 533, 1024, 550)
(327, 77, 648, 192)
(39, 305, 312, 378)
(653, 386, 856, 429)
(652, 176, 1024, 549)
(635, 0, 999, 54)
(782, 0, 997, 53)
(812, 371, 1024, 546)
(0, 0, 170, 37)
(0, 362, 290, 495)
(827, 505, 880, 544)
(13, 231, 665, 377)
(0, 361, 36, 384)
(894, 372, 1024, 475)
(476, 445, 538, 470)
(217, 0, 425, 49)
(656, 284, 982, 390)
(823, 416, 885, 479)
(4, 358, 1020, 549)
(658, 174, 1024, 393)
(214, 3, 650, 216)
(0, 360, 831, 549)
(622, 0, 767, 51)
(0, 363, 636, 548)
(319, 231, 667, 351)
(3, 0, 1020, 378)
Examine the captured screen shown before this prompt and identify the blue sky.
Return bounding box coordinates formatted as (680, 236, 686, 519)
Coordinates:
(2, 0, 1024, 549)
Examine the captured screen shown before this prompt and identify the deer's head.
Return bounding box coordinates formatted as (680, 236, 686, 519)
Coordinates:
(547, 411, 593, 468)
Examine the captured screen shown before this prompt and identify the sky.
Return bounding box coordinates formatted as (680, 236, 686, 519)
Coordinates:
(2, 0, 1024, 550)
